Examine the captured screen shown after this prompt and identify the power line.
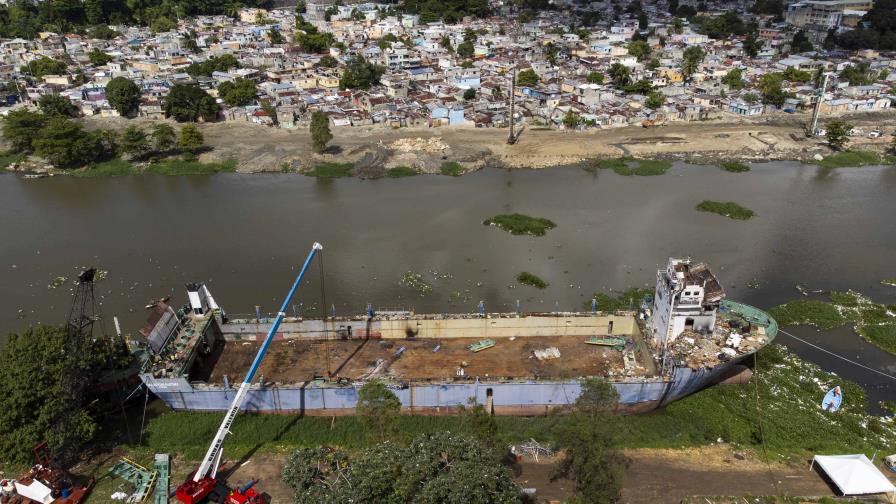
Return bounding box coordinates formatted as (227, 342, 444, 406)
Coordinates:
(776, 329, 896, 382)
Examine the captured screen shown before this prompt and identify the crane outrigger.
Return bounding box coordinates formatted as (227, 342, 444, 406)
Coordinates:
(175, 242, 323, 504)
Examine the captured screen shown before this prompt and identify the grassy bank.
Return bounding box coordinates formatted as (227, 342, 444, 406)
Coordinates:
(516, 272, 548, 289)
(123, 345, 894, 463)
(386, 166, 418, 178)
(483, 213, 556, 236)
(696, 200, 755, 220)
(0, 151, 25, 171)
(590, 156, 672, 176)
(72, 158, 237, 177)
(440, 161, 464, 176)
(305, 162, 354, 178)
(810, 150, 895, 169)
(720, 161, 750, 172)
(770, 291, 896, 355)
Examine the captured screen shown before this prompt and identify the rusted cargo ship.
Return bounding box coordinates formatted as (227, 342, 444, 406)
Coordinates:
(138, 258, 777, 414)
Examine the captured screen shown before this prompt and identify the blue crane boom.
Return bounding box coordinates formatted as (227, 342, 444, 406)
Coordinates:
(176, 242, 323, 504)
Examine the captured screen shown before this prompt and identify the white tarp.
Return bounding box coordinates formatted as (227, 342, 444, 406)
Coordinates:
(14, 479, 53, 504)
(812, 454, 896, 497)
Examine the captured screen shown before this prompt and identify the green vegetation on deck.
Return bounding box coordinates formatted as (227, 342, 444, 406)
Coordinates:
(770, 291, 896, 355)
(809, 150, 896, 169)
(123, 346, 894, 463)
(305, 162, 354, 178)
(589, 156, 673, 176)
(719, 161, 750, 172)
(483, 213, 556, 236)
(696, 200, 755, 220)
(516, 271, 548, 289)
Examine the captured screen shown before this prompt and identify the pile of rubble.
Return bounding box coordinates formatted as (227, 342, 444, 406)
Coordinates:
(669, 320, 768, 369)
(390, 137, 449, 153)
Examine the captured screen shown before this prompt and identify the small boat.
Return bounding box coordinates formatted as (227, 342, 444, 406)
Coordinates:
(22, 173, 49, 179)
(822, 386, 843, 412)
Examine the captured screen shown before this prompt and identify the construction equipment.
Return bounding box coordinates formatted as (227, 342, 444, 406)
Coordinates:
(174, 242, 323, 504)
(108, 457, 157, 502)
(3, 442, 95, 504)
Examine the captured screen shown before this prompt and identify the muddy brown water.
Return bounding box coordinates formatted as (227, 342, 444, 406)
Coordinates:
(1, 162, 894, 409)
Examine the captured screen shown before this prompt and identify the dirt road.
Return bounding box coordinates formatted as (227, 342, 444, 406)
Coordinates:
(83, 111, 896, 174)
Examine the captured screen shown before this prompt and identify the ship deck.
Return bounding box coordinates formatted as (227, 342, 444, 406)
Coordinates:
(193, 335, 654, 385)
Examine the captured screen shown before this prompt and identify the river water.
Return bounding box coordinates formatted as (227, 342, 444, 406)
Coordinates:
(2, 162, 894, 408)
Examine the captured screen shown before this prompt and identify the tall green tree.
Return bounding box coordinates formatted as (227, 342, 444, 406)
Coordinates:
(310, 111, 332, 154)
(339, 55, 386, 90)
(178, 124, 204, 159)
(2, 109, 48, 152)
(552, 378, 625, 504)
(645, 90, 665, 109)
(151, 123, 177, 152)
(825, 119, 852, 151)
(721, 68, 745, 89)
(88, 48, 113, 66)
(105, 76, 141, 116)
(609, 63, 631, 90)
(356, 380, 401, 442)
(119, 125, 149, 159)
(628, 39, 651, 61)
(38, 94, 78, 117)
(681, 46, 705, 81)
(21, 57, 67, 79)
(587, 71, 604, 84)
(516, 68, 539, 87)
(32, 118, 108, 168)
(217, 77, 257, 107)
(163, 84, 220, 122)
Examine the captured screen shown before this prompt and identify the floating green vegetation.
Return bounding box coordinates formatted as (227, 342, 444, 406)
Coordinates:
(131, 345, 895, 463)
(483, 213, 556, 236)
(48, 276, 67, 289)
(770, 290, 896, 355)
(584, 287, 653, 312)
(144, 159, 237, 175)
(400, 271, 432, 295)
(386, 166, 418, 178)
(516, 272, 548, 289)
(0, 151, 26, 171)
(719, 161, 750, 172)
(696, 200, 755, 220)
(72, 159, 138, 178)
(305, 162, 354, 178)
(440, 161, 464, 177)
(810, 150, 894, 169)
(590, 156, 672, 176)
(881, 278, 896, 287)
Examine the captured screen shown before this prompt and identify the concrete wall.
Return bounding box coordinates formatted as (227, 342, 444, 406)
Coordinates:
(219, 314, 636, 342)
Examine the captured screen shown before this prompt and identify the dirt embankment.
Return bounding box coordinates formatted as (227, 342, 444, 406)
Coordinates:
(79, 111, 896, 175)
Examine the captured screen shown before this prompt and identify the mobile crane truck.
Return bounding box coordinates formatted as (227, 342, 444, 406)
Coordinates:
(174, 242, 323, 504)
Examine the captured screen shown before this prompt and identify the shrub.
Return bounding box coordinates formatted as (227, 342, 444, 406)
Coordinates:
(516, 272, 548, 289)
(305, 162, 353, 178)
(440, 161, 464, 176)
(695, 200, 755, 220)
(483, 213, 556, 236)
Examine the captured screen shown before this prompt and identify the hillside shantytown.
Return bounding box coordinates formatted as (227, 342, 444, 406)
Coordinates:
(0, 0, 893, 132)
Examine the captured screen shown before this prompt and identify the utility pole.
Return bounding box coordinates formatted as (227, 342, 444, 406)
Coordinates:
(808, 72, 829, 137)
(507, 68, 516, 144)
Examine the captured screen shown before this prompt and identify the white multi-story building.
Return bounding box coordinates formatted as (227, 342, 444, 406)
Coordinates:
(650, 258, 726, 346)
(784, 0, 874, 29)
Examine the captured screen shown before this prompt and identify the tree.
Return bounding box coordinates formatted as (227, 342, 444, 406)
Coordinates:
(552, 378, 625, 504)
(562, 109, 582, 129)
(83, 0, 104, 24)
(463, 88, 477, 100)
(516, 68, 539, 87)
(151, 123, 177, 152)
(457, 40, 475, 59)
(185, 54, 241, 78)
(178, 124, 204, 159)
(743, 30, 762, 57)
(628, 39, 651, 61)
(681, 45, 705, 81)
(721, 68, 745, 89)
(119, 125, 149, 159)
(163, 84, 220, 122)
(2, 109, 48, 152)
(790, 30, 813, 53)
(339, 55, 386, 90)
(624, 78, 653, 95)
(668, 0, 679, 14)
(317, 55, 338, 68)
(0, 327, 101, 465)
(32, 117, 112, 168)
(543, 42, 560, 65)
(217, 77, 257, 107)
(356, 380, 401, 442)
(88, 48, 113, 66)
(268, 27, 284, 44)
(743, 92, 759, 104)
(38, 94, 78, 117)
(838, 63, 873, 86)
(105, 76, 141, 116)
(758, 72, 792, 107)
(825, 119, 852, 151)
(781, 67, 811, 83)
(461, 398, 497, 446)
(645, 90, 665, 109)
(586, 71, 604, 84)
(21, 56, 67, 79)
(310, 111, 332, 154)
(282, 433, 522, 504)
(150, 16, 176, 33)
(608, 63, 631, 90)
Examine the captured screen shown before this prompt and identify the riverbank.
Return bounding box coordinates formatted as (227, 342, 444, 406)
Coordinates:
(2, 111, 894, 177)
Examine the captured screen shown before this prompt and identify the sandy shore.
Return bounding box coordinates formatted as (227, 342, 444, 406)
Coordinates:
(80, 111, 896, 174)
